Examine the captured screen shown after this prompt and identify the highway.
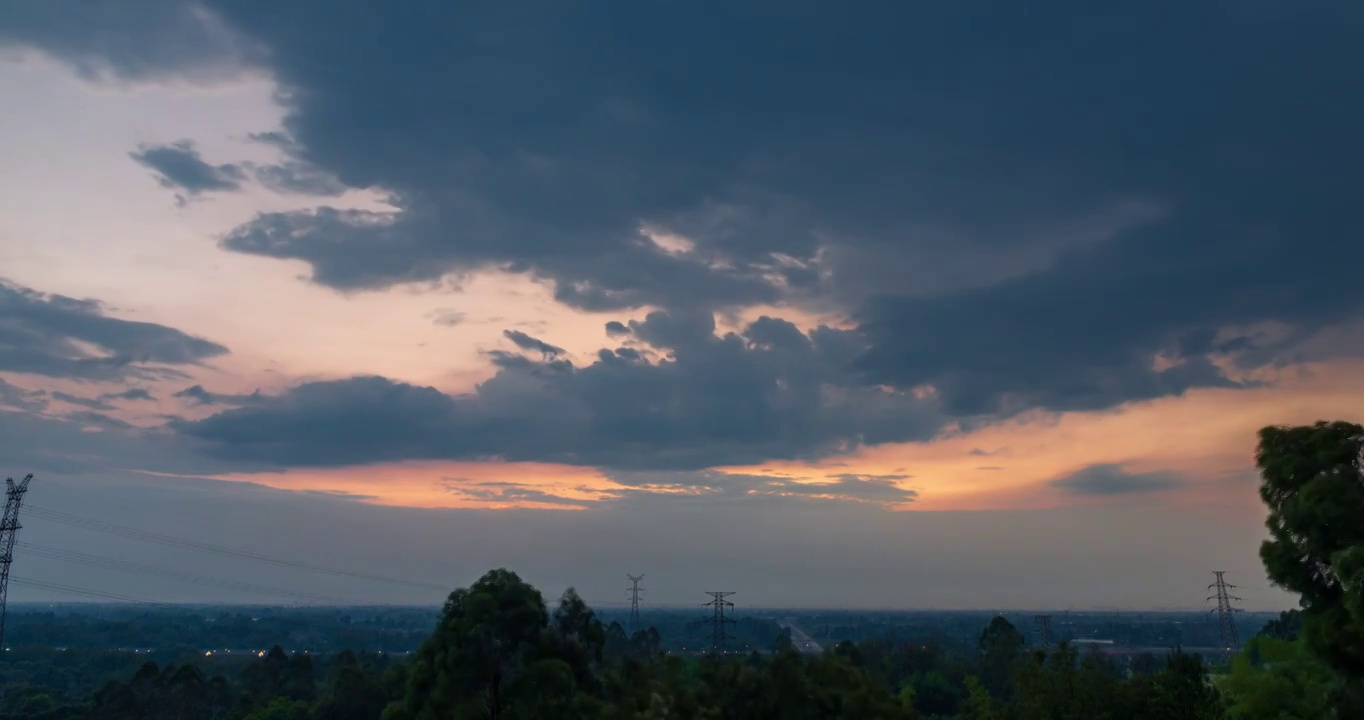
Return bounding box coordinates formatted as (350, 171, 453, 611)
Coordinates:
(777, 619, 823, 654)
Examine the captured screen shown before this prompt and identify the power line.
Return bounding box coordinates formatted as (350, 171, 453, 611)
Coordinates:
(9, 576, 171, 608)
(15, 541, 350, 605)
(627, 573, 644, 633)
(703, 591, 736, 655)
(23, 504, 448, 593)
(1208, 571, 1243, 652)
(0, 474, 34, 649)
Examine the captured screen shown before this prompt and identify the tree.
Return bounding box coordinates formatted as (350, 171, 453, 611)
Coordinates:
(1220, 635, 1333, 719)
(1256, 609, 1303, 642)
(977, 615, 1025, 698)
(389, 569, 548, 718)
(1256, 421, 1364, 713)
(960, 675, 1004, 720)
(1146, 651, 1224, 720)
(313, 650, 391, 720)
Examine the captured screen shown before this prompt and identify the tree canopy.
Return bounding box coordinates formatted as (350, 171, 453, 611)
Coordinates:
(1256, 420, 1364, 713)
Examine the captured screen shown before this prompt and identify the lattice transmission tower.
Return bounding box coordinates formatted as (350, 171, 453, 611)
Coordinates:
(627, 573, 644, 633)
(0, 474, 34, 650)
(1034, 614, 1055, 650)
(703, 591, 736, 654)
(1208, 571, 1243, 652)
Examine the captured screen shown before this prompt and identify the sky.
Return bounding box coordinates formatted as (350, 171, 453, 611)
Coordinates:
(0, 1, 1360, 611)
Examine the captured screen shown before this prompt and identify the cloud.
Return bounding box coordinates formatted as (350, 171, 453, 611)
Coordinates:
(0, 280, 228, 380)
(129, 140, 247, 199)
(51, 391, 114, 411)
(0, 407, 270, 477)
(176, 313, 945, 471)
(8, 1, 1364, 418)
(440, 478, 590, 508)
(598, 469, 917, 508)
(50, 387, 157, 411)
(427, 309, 467, 327)
(129, 137, 346, 203)
(1049, 464, 1186, 496)
(173, 384, 261, 406)
(766, 474, 917, 505)
(0, 379, 48, 412)
(249, 161, 348, 197)
(502, 329, 564, 358)
(61, 410, 133, 431)
(115, 3, 1201, 318)
(0, 0, 263, 81)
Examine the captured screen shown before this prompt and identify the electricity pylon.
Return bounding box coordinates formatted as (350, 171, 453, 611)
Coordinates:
(1208, 571, 1243, 652)
(0, 474, 34, 649)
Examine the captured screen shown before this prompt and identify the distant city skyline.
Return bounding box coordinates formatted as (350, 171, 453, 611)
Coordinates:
(2, 2, 1360, 610)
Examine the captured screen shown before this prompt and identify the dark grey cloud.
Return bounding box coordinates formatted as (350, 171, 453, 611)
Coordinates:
(151, 2, 1234, 317)
(129, 136, 347, 203)
(0, 280, 228, 380)
(427, 309, 467, 327)
(249, 161, 347, 197)
(50, 387, 156, 411)
(440, 478, 589, 508)
(1050, 464, 1185, 497)
(173, 384, 261, 407)
(0, 379, 48, 413)
(177, 313, 944, 471)
(51, 391, 113, 411)
(8, 1, 1364, 419)
(129, 140, 247, 199)
(62, 410, 133, 431)
(501, 329, 564, 358)
(0, 0, 263, 81)
(0, 406, 272, 477)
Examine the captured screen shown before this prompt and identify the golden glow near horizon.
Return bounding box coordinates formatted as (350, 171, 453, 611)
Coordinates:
(139, 359, 1361, 515)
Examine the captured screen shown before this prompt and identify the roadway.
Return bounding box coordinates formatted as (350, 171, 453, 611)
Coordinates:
(777, 619, 824, 654)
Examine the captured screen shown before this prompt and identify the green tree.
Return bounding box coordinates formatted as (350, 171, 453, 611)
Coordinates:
(1256, 421, 1364, 713)
(1257, 609, 1303, 641)
(1220, 635, 1333, 719)
(978, 615, 1025, 698)
(241, 697, 310, 720)
(386, 568, 570, 720)
(1145, 651, 1224, 720)
(313, 650, 391, 720)
(960, 675, 1005, 720)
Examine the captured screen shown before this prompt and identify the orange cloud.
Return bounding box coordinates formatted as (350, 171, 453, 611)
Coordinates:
(147, 360, 1364, 515)
(724, 359, 1364, 513)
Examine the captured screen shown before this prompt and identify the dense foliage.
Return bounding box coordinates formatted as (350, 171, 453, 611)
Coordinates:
(0, 571, 1252, 719)
(1255, 420, 1364, 716)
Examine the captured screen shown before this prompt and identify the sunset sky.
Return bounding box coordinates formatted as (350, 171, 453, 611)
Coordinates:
(1, 1, 1360, 610)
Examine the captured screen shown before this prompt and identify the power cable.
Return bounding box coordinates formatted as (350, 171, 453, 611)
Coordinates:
(23, 505, 448, 593)
(9, 576, 171, 607)
(15, 541, 350, 605)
